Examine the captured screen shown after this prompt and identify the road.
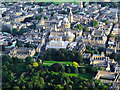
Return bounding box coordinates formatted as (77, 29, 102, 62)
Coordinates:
(105, 23, 115, 47)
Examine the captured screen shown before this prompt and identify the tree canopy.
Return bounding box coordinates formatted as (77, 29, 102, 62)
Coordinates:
(12, 28, 27, 36)
(35, 15, 42, 20)
(72, 62, 79, 68)
(109, 34, 115, 38)
(2, 54, 110, 89)
(42, 49, 82, 63)
(83, 27, 89, 32)
(90, 20, 99, 27)
(74, 24, 84, 30)
(103, 19, 109, 25)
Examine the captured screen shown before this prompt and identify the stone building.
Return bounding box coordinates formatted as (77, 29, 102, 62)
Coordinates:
(9, 47, 35, 59)
(69, 7, 73, 23)
(46, 41, 69, 50)
(90, 52, 117, 71)
(94, 71, 119, 84)
(62, 16, 70, 29)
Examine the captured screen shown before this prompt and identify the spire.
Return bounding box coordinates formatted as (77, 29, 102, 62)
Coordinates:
(69, 7, 72, 15)
(54, 23, 58, 31)
(40, 16, 45, 25)
(69, 7, 73, 23)
(79, 1, 83, 8)
(115, 12, 118, 21)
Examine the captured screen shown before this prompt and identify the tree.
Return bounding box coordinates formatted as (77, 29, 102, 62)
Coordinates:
(39, 77, 45, 85)
(22, 86, 26, 89)
(22, 17, 33, 23)
(2, 55, 13, 64)
(102, 85, 108, 89)
(90, 20, 98, 27)
(42, 49, 82, 62)
(103, 19, 109, 25)
(36, 84, 43, 89)
(1, 45, 5, 51)
(64, 85, 72, 90)
(25, 57, 34, 64)
(98, 47, 105, 53)
(79, 85, 83, 89)
(8, 72, 14, 83)
(109, 34, 115, 38)
(32, 62, 39, 67)
(94, 50, 99, 54)
(74, 67, 78, 73)
(79, 68, 86, 73)
(17, 75, 26, 87)
(2, 13, 6, 17)
(66, 67, 71, 73)
(83, 27, 89, 32)
(98, 2, 118, 8)
(86, 45, 92, 50)
(15, 40, 23, 47)
(12, 28, 19, 35)
(72, 62, 79, 68)
(61, 10, 68, 14)
(35, 15, 42, 20)
(44, 16, 48, 20)
(3, 82, 11, 88)
(51, 12, 56, 16)
(117, 57, 120, 61)
(13, 86, 20, 90)
(27, 82, 33, 89)
(58, 72, 67, 78)
(75, 24, 84, 30)
(2, 65, 8, 71)
(55, 84, 64, 90)
(75, 51, 82, 63)
(109, 53, 117, 60)
(24, 42, 35, 48)
(2, 25, 11, 33)
(38, 8, 43, 13)
(50, 63, 64, 72)
(19, 28, 27, 35)
(29, 22, 36, 29)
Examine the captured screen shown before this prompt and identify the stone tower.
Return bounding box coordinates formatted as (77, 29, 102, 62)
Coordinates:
(39, 16, 45, 25)
(79, 1, 83, 8)
(69, 7, 73, 23)
(54, 23, 58, 31)
(62, 16, 70, 29)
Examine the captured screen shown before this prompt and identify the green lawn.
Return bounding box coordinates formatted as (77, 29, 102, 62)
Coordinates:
(54, 2, 62, 4)
(53, 2, 79, 5)
(66, 73, 95, 80)
(35, 0, 91, 2)
(43, 61, 72, 66)
(53, 72, 95, 80)
(66, 73, 79, 77)
(43, 61, 85, 67)
(78, 73, 95, 80)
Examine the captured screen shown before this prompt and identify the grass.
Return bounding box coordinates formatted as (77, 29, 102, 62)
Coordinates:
(78, 73, 95, 80)
(53, 72, 95, 80)
(54, 2, 62, 4)
(43, 61, 72, 66)
(43, 61, 85, 67)
(35, 0, 91, 2)
(66, 73, 95, 80)
(66, 73, 79, 77)
(43, 61, 94, 80)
